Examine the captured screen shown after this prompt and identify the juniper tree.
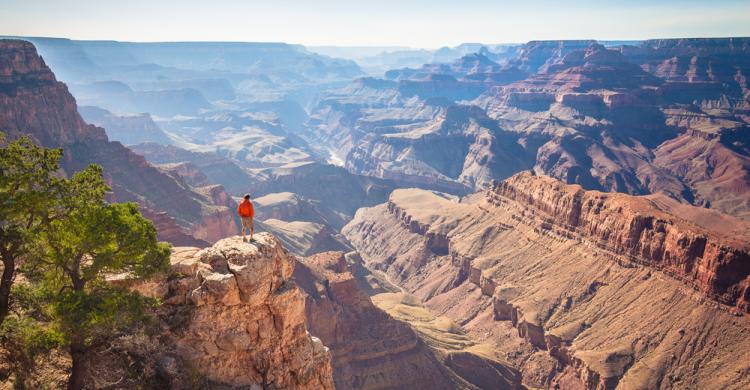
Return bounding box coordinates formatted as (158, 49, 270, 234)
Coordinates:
(32, 164, 170, 390)
(0, 133, 62, 326)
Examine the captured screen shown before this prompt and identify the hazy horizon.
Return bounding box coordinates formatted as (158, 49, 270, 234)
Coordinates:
(2, 0, 750, 48)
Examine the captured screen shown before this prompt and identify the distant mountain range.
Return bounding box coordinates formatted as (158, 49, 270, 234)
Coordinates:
(306, 38, 750, 221)
(307, 41, 642, 76)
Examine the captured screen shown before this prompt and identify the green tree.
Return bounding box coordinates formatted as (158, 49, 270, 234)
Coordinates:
(32, 164, 170, 390)
(0, 282, 65, 385)
(0, 133, 62, 326)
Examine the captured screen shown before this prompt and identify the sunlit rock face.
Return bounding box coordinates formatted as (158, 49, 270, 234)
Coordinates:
(343, 173, 750, 389)
(487, 39, 750, 218)
(137, 234, 335, 389)
(133, 236, 522, 389)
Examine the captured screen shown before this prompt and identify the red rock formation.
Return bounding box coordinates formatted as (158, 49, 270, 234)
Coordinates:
(343, 175, 750, 389)
(158, 161, 210, 187)
(485, 43, 661, 111)
(619, 38, 750, 110)
(308, 39, 750, 223)
(188, 184, 240, 243)
(489, 172, 750, 312)
(139, 208, 209, 247)
(652, 111, 750, 219)
(509, 40, 597, 73)
(128, 234, 335, 388)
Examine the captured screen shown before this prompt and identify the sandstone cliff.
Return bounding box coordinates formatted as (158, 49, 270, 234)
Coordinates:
(294, 251, 524, 389)
(491, 172, 750, 312)
(118, 236, 519, 389)
(131, 234, 335, 389)
(343, 173, 750, 389)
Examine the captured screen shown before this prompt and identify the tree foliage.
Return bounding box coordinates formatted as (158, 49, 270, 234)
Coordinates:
(34, 165, 170, 290)
(0, 133, 63, 325)
(32, 165, 171, 389)
(0, 133, 171, 389)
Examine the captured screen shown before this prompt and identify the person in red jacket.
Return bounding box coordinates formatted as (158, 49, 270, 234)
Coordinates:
(237, 193, 255, 242)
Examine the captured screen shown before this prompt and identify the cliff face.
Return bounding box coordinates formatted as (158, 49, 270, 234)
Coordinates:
(651, 117, 750, 220)
(509, 40, 597, 73)
(135, 234, 335, 389)
(478, 40, 750, 220)
(342, 173, 750, 389)
(622, 38, 750, 82)
(294, 251, 523, 390)
(0, 39, 233, 245)
(0, 40, 105, 147)
(490, 172, 750, 312)
(294, 252, 462, 389)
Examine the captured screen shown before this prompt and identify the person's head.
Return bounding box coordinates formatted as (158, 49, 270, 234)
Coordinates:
(243, 194, 251, 200)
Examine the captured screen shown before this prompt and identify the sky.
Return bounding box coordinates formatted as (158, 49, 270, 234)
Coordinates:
(1, 0, 749, 48)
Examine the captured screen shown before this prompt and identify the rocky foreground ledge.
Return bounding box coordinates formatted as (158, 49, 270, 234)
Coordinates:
(114, 232, 520, 389)
(131, 233, 334, 389)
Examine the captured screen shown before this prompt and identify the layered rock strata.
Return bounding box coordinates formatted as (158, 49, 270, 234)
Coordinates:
(490, 172, 750, 312)
(294, 251, 523, 389)
(343, 173, 750, 389)
(309, 38, 750, 222)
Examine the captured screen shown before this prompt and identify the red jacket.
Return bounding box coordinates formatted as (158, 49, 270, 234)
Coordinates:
(237, 199, 254, 218)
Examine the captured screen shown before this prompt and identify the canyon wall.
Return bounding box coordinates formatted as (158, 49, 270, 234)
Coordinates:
(490, 172, 750, 312)
(294, 250, 523, 390)
(343, 173, 750, 389)
(125, 236, 518, 389)
(308, 39, 750, 222)
(294, 252, 465, 389)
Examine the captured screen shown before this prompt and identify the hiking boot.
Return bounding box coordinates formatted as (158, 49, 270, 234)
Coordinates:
(242, 237, 248, 242)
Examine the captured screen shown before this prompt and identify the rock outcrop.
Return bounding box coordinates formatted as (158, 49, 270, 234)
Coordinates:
(136, 234, 335, 389)
(139, 208, 210, 247)
(128, 236, 519, 389)
(476, 40, 750, 220)
(509, 40, 598, 73)
(342, 173, 750, 389)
